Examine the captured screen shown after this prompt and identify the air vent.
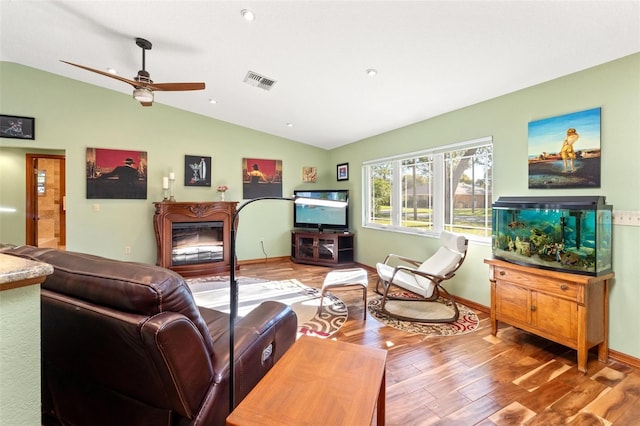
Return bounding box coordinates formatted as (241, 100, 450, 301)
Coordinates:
(243, 71, 276, 91)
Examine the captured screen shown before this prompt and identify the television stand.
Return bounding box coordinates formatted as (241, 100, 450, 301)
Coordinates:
(291, 230, 355, 267)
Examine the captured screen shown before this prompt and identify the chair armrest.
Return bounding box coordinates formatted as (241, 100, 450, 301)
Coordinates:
(395, 266, 450, 281)
(383, 253, 422, 267)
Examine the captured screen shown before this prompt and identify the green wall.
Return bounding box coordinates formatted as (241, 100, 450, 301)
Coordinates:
(2, 54, 639, 360)
(0, 62, 330, 262)
(330, 53, 640, 359)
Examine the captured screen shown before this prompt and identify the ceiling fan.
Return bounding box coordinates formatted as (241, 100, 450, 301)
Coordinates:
(61, 37, 205, 107)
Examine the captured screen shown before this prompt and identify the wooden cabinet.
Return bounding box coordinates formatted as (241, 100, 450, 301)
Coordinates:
(485, 258, 613, 374)
(291, 231, 355, 267)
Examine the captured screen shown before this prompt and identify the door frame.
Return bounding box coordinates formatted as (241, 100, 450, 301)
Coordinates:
(25, 153, 66, 247)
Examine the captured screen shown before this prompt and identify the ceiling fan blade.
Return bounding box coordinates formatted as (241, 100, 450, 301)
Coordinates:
(60, 60, 139, 88)
(150, 82, 206, 91)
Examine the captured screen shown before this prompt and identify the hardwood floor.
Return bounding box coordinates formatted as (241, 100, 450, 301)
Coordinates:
(237, 259, 640, 425)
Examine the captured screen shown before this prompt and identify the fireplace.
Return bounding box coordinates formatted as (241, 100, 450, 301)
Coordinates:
(172, 221, 224, 265)
(154, 201, 237, 277)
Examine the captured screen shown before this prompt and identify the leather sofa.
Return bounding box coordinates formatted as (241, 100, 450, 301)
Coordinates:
(4, 246, 297, 426)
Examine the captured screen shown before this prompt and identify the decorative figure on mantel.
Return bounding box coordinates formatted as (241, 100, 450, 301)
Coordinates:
(217, 185, 228, 201)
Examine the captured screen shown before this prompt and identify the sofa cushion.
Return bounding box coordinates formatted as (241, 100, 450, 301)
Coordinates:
(6, 245, 215, 354)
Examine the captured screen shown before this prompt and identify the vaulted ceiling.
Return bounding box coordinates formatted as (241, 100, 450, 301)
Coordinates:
(1, 1, 639, 149)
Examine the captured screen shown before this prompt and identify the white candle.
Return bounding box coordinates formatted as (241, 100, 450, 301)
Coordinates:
(169, 172, 175, 181)
(162, 177, 169, 189)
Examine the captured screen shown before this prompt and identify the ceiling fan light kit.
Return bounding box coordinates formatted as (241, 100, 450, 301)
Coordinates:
(133, 87, 154, 103)
(61, 37, 204, 107)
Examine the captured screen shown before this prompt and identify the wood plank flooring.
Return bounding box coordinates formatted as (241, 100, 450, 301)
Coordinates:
(237, 259, 640, 425)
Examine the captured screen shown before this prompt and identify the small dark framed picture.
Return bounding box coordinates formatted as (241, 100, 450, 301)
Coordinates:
(185, 155, 212, 186)
(0, 115, 35, 140)
(337, 163, 349, 181)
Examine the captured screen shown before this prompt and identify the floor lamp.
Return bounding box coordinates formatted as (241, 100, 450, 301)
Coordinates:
(228, 196, 292, 412)
(228, 195, 348, 412)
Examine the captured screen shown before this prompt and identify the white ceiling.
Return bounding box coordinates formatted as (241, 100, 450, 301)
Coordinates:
(1, 1, 639, 150)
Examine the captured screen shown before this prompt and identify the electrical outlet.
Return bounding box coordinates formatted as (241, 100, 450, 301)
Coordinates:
(124, 246, 131, 254)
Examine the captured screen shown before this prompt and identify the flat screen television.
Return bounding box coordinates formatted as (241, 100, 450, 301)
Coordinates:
(293, 190, 349, 232)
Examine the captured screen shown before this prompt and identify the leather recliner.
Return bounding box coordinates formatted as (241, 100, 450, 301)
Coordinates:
(5, 246, 297, 426)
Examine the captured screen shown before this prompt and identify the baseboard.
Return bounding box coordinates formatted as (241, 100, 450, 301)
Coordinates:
(238, 256, 290, 266)
(453, 295, 490, 314)
(609, 349, 640, 370)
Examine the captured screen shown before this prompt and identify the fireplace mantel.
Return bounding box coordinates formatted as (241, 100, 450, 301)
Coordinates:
(153, 201, 238, 277)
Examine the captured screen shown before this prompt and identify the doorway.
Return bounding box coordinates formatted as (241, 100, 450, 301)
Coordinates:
(25, 154, 66, 249)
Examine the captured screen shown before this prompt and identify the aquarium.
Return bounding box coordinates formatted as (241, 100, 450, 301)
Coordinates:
(492, 196, 612, 276)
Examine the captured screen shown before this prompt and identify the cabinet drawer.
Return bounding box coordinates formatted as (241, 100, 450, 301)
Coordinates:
(495, 267, 579, 300)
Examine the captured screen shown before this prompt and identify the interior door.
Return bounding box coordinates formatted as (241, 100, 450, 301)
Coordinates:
(25, 154, 66, 249)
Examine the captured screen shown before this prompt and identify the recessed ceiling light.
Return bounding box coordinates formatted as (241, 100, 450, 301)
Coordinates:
(241, 9, 255, 21)
(366, 68, 378, 77)
(209, 99, 217, 104)
(286, 123, 293, 128)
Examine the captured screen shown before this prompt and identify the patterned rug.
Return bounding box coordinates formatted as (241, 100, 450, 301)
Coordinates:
(367, 296, 479, 336)
(186, 276, 348, 338)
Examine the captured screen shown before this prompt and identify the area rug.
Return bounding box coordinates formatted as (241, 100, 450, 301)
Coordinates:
(186, 276, 348, 338)
(367, 296, 479, 336)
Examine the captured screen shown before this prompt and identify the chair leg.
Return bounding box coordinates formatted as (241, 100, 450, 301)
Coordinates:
(319, 289, 326, 315)
(379, 280, 393, 317)
(362, 286, 367, 320)
(375, 278, 385, 295)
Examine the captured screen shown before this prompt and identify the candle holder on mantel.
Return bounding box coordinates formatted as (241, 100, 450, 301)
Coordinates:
(162, 176, 170, 201)
(168, 174, 176, 202)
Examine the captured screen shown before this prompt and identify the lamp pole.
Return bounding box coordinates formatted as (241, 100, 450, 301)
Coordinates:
(228, 197, 293, 413)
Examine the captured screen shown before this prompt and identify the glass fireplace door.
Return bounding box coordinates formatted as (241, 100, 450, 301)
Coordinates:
(171, 221, 224, 266)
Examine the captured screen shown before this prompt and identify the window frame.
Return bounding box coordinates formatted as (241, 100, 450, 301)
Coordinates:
(362, 136, 493, 244)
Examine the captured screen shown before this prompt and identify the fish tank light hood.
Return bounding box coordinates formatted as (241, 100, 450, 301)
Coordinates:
(492, 195, 608, 209)
(491, 195, 612, 276)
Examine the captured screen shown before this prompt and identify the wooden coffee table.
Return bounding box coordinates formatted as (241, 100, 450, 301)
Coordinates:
(226, 335, 387, 426)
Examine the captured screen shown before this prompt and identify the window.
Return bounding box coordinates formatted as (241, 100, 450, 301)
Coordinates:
(363, 137, 493, 241)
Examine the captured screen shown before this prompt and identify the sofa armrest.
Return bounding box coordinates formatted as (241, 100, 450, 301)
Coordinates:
(210, 301, 297, 401)
(140, 312, 215, 419)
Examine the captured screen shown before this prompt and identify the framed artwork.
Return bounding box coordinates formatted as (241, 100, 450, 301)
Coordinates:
(528, 107, 601, 189)
(185, 155, 211, 187)
(0, 114, 35, 140)
(86, 148, 147, 199)
(242, 158, 283, 199)
(337, 163, 349, 181)
(302, 166, 317, 183)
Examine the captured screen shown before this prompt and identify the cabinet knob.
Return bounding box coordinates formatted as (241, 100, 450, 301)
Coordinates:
(560, 284, 568, 291)
(499, 271, 506, 276)
(531, 306, 537, 312)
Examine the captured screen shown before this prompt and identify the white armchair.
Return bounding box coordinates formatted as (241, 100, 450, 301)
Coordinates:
(375, 231, 469, 323)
